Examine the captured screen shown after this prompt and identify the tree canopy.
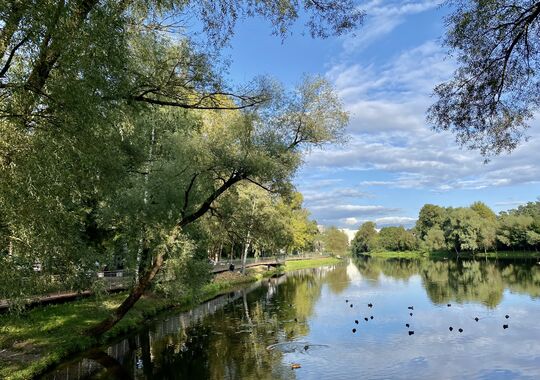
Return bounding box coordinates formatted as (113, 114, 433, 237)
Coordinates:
(352, 200, 540, 256)
(0, 0, 358, 334)
(429, 0, 540, 156)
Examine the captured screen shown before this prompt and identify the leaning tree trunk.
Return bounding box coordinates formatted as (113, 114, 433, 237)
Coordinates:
(85, 241, 168, 336)
(86, 173, 244, 337)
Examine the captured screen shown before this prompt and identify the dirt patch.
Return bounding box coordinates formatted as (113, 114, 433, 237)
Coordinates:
(213, 271, 252, 283)
(0, 345, 42, 370)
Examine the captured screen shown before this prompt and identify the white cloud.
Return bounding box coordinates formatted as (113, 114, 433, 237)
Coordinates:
(343, 0, 442, 52)
(296, 5, 540, 230)
(302, 188, 373, 205)
(308, 39, 540, 192)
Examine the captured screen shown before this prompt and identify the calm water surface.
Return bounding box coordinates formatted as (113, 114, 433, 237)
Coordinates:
(44, 258, 540, 379)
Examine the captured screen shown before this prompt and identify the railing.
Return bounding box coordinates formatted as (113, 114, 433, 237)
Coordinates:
(1, 254, 332, 310)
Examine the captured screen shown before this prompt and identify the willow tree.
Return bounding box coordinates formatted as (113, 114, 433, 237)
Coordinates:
(429, 0, 540, 156)
(0, 0, 358, 331)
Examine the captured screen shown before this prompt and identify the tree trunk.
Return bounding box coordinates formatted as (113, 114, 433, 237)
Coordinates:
(0, 1, 25, 61)
(86, 247, 166, 336)
(26, 0, 98, 93)
(86, 173, 244, 337)
(241, 231, 251, 275)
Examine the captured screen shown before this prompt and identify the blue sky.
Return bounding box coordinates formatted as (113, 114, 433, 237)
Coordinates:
(223, 0, 540, 235)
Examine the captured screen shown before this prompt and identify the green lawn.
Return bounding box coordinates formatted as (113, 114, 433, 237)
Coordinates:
(284, 256, 343, 271)
(358, 250, 540, 260)
(367, 251, 426, 259)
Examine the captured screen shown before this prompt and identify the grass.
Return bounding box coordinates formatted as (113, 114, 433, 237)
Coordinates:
(367, 251, 426, 259)
(0, 257, 335, 380)
(358, 250, 540, 260)
(284, 256, 343, 271)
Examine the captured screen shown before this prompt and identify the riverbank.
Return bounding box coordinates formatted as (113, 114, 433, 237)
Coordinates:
(0, 256, 342, 380)
(362, 250, 540, 260)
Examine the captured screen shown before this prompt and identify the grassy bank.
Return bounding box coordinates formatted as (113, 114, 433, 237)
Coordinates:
(359, 250, 540, 260)
(367, 251, 425, 259)
(284, 256, 343, 271)
(0, 257, 337, 380)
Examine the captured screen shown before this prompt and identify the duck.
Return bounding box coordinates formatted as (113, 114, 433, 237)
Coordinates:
(352, 328, 357, 333)
(474, 317, 479, 322)
(406, 323, 410, 328)
(447, 304, 451, 307)
(409, 312, 413, 316)
(350, 304, 353, 308)
(355, 319, 359, 324)
(408, 331, 414, 335)
(449, 327, 453, 331)
(458, 328, 463, 333)
(368, 303, 373, 308)
(364, 317, 368, 322)
(503, 324, 508, 329)
(505, 314, 510, 319)
(408, 306, 414, 310)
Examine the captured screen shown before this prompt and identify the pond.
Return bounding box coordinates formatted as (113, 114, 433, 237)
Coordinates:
(43, 257, 540, 379)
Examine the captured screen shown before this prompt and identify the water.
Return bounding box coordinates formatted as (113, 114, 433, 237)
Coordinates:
(43, 257, 540, 379)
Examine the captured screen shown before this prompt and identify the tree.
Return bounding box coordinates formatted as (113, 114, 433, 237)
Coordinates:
(277, 192, 319, 254)
(377, 226, 418, 252)
(428, 0, 540, 156)
(443, 208, 482, 254)
(497, 214, 534, 249)
(86, 76, 347, 335)
(1, 0, 357, 336)
(470, 201, 497, 221)
(471, 202, 498, 253)
(416, 204, 446, 240)
(424, 227, 446, 251)
(321, 227, 349, 255)
(351, 222, 378, 254)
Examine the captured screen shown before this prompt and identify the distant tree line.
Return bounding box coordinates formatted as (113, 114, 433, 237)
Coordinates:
(352, 200, 540, 256)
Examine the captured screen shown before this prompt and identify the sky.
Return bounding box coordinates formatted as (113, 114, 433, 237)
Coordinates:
(223, 0, 540, 236)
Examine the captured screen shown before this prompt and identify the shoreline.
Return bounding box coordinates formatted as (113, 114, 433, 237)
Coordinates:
(0, 256, 343, 380)
(358, 250, 540, 260)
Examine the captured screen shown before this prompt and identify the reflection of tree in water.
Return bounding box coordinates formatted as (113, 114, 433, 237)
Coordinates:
(353, 256, 540, 307)
(322, 265, 351, 294)
(501, 264, 540, 298)
(152, 269, 336, 380)
(353, 257, 420, 283)
(146, 323, 212, 379)
(421, 260, 504, 308)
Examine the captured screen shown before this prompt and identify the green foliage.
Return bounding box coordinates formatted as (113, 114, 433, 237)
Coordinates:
(429, 0, 540, 156)
(416, 204, 446, 240)
(358, 200, 540, 256)
(351, 221, 378, 254)
(443, 208, 483, 253)
(497, 214, 535, 249)
(424, 227, 446, 251)
(377, 226, 418, 252)
(470, 201, 497, 221)
(320, 226, 349, 255)
(154, 235, 210, 301)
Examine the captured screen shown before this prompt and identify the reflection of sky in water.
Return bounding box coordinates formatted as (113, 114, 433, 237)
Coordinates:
(43, 259, 540, 380)
(292, 261, 540, 379)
